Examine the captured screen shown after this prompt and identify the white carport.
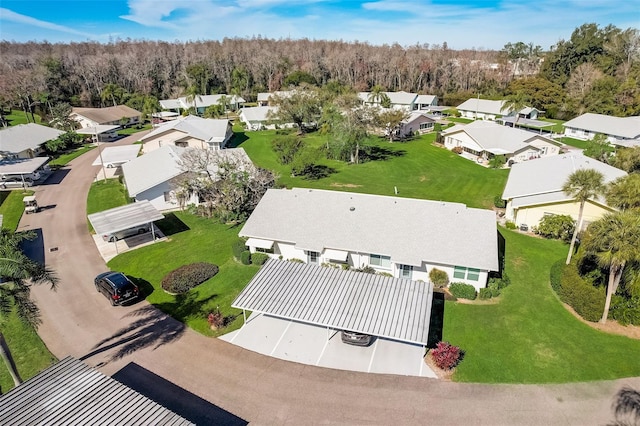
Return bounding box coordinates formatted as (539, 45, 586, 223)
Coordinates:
(91, 145, 140, 168)
(87, 201, 164, 254)
(0, 157, 50, 188)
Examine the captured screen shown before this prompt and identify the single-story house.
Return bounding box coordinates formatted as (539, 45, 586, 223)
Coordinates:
(256, 91, 295, 106)
(122, 144, 251, 211)
(442, 120, 561, 165)
(238, 106, 289, 130)
(396, 112, 437, 138)
(563, 113, 640, 145)
(159, 94, 245, 115)
(71, 105, 142, 129)
(358, 91, 438, 111)
(0, 123, 64, 159)
(456, 98, 539, 121)
(140, 115, 233, 153)
(240, 188, 499, 291)
(501, 154, 627, 230)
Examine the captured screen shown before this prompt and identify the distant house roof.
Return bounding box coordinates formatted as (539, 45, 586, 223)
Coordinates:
(75, 125, 120, 136)
(0, 123, 64, 154)
(140, 115, 230, 144)
(0, 357, 194, 425)
(456, 98, 534, 116)
(159, 99, 183, 110)
(257, 91, 294, 102)
(415, 94, 437, 105)
(358, 91, 418, 106)
(160, 94, 245, 110)
(502, 154, 627, 201)
(403, 112, 437, 126)
(442, 120, 556, 155)
(72, 105, 141, 125)
(240, 188, 499, 271)
(563, 113, 640, 140)
(122, 145, 250, 196)
(233, 258, 434, 345)
(239, 106, 277, 122)
(91, 144, 141, 167)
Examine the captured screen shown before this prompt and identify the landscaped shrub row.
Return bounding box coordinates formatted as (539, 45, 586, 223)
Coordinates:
(161, 262, 219, 294)
(430, 341, 463, 370)
(429, 268, 449, 288)
(479, 273, 510, 300)
(610, 295, 640, 326)
(232, 239, 247, 261)
(549, 259, 605, 322)
(449, 282, 477, 300)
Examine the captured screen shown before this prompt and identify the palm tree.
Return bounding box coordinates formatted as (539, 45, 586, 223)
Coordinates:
(368, 85, 391, 108)
(185, 85, 202, 116)
(606, 174, 640, 211)
(0, 230, 58, 387)
(500, 91, 529, 127)
(562, 168, 605, 264)
(582, 210, 640, 324)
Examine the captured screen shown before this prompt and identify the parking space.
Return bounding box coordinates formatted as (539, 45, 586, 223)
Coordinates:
(220, 313, 436, 378)
(92, 230, 166, 262)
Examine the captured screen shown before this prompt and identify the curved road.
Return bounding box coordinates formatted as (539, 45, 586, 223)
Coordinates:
(19, 135, 640, 425)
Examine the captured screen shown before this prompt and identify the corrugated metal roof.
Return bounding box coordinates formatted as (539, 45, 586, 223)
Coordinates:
(0, 357, 194, 425)
(88, 200, 164, 236)
(92, 145, 141, 167)
(233, 259, 434, 345)
(0, 157, 49, 175)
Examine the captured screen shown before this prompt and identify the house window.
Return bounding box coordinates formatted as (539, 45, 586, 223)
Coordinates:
(307, 251, 319, 264)
(175, 141, 188, 148)
(256, 247, 274, 254)
(399, 264, 413, 279)
(419, 122, 433, 130)
(453, 266, 480, 281)
(370, 254, 391, 269)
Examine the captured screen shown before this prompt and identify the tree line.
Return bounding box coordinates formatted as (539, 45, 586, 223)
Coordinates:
(1, 23, 637, 124)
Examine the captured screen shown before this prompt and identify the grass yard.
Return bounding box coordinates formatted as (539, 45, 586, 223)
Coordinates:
(559, 137, 590, 150)
(49, 144, 96, 167)
(118, 123, 152, 136)
(234, 130, 508, 209)
(3, 109, 42, 126)
(538, 118, 565, 134)
(447, 117, 474, 124)
(0, 308, 57, 393)
(0, 190, 33, 232)
(108, 212, 260, 336)
(86, 178, 129, 232)
(445, 228, 640, 383)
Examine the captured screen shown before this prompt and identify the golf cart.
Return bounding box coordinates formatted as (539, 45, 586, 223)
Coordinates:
(23, 195, 39, 214)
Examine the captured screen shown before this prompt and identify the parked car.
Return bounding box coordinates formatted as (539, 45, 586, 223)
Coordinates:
(341, 330, 372, 347)
(102, 224, 151, 242)
(94, 271, 139, 306)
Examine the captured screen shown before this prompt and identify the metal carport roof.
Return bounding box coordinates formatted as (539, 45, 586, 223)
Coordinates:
(232, 259, 434, 345)
(88, 200, 164, 236)
(91, 144, 141, 167)
(0, 356, 194, 425)
(0, 157, 49, 175)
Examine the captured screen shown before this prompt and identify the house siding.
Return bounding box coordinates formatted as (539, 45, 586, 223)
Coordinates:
(507, 199, 615, 230)
(133, 182, 197, 212)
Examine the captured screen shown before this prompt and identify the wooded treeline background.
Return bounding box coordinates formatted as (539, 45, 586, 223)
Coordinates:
(1, 23, 638, 120)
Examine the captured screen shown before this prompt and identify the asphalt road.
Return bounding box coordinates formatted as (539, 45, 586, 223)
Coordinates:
(19, 134, 640, 425)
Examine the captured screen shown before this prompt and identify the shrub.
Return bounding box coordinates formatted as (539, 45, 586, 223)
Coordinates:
(452, 146, 463, 154)
(161, 262, 219, 294)
(377, 271, 393, 277)
(488, 273, 511, 291)
(240, 251, 251, 265)
(610, 295, 640, 326)
(288, 258, 304, 263)
(232, 239, 247, 260)
(488, 155, 506, 169)
(207, 310, 225, 329)
(430, 341, 463, 370)
(550, 260, 605, 322)
(505, 221, 517, 230)
(449, 282, 477, 300)
(489, 283, 502, 298)
(494, 195, 506, 208)
(479, 288, 493, 300)
(429, 268, 450, 288)
(251, 252, 269, 265)
(355, 265, 376, 274)
(535, 214, 575, 242)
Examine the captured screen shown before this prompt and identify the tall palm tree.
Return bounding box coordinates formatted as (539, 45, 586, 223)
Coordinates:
(368, 85, 391, 108)
(185, 85, 202, 116)
(606, 174, 640, 211)
(562, 168, 605, 264)
(500, 91, 529, 127)
(582, 210, 640, 324)
(0, 230, 58, 387)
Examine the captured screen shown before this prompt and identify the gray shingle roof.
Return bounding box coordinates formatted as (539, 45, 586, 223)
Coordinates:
(358, 91, 418, 105)
(456, 98, 507, 115)
(240, 188, 499, 271)
(563, 113, 640, 139)
(72, 105, 141, 124)
(233, 258, 434, 345)
(140, 115, 230, 144)
(0, 357, 194, 425)
(0, 123, 64, 153)
(502, 154, 627, 200)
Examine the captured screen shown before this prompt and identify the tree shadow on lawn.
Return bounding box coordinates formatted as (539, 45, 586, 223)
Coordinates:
(300, 164, 337, 180)
(228, 131, 249, 148)
(360, 145, 406, 162)
(155, 213, 190, 236)
(81, 293, 217, 363)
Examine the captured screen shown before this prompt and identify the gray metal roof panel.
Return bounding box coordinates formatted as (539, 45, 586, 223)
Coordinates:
(0, 156, 49, 175)
(564, 113, 640, 139)
(233, 259, 434, 345)
(92, 144, 141, 167)
(87, 200, 164, 235)
(0, 123, 64, 153)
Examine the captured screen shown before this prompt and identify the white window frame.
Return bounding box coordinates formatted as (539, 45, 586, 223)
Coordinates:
(307, 251, 319, 264)
(399, 264, 413, 280)
(369, 254, 391, 269)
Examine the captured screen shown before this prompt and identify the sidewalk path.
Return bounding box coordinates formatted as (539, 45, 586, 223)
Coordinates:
(20, 133, 640, 425)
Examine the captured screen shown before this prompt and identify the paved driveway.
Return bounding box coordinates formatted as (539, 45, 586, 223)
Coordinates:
(221, 313, 436, 378)
(18, 133, 640, 425)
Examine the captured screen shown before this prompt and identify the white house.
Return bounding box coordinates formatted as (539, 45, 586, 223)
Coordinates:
(502, 154, 627, 230)
(256, 91, 296, 106)
(238, 106, 294, 130)
(240, 188, 499, 291)
(563, 113, 640, 146)
(358, 91, 438, 111)
(159, 94, 245, 115)
(140, 115, 233, 153)
(442, 120, 561, 165)
(396, 112, 437, 138)
(456, 98, 539, 121)
(71, 105, 142, 129)
(0, 123, 63, 159)
(122, 145, 251, 211)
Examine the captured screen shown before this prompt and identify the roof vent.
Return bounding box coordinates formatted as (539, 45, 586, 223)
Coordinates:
(350, 207, 355, 211)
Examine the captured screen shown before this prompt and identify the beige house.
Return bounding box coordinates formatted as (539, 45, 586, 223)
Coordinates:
(71, 105, 141, 129)
(140, 115, 233, 153)
(502, 154, 627, 229)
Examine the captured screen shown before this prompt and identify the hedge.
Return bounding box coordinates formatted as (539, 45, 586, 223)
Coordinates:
(161, 262, 219, 294)
(549, 259, 605, 322)
(449, 282, 477, 300)
(251, 252, 269, 265)
(232, 239, 247, 261)
(240, 251, 251, 265)
(610, 295, 640, 326)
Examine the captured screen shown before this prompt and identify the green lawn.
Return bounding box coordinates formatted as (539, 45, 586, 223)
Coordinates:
(537, 118, 565, 134)
(108, 212, 260, 336)
(49, 144, 96, 167)
(118, 123, 152, 136)
(0, 190, 32, 232)
(559, 137, 590, 150)
(3, 109, 42, 126)
(86, 178, 129, 232)
(234, 130, 508, 209)
(447, 117, 474, 124)
(0, 308, 57, 393)
(445, 228, 640, 383)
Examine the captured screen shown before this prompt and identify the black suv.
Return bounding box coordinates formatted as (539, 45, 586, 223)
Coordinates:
(94, 272, 139, 306)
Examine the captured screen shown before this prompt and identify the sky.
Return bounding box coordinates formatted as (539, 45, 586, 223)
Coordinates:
(0, 0, 638, 50)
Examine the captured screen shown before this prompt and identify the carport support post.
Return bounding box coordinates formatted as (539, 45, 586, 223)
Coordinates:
(242, 309, 246, 323)
(113, 238, 119, 255)
(151, 222, 156, 241)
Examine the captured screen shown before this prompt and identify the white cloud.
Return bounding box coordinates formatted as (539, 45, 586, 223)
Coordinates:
(0, 7, 95, 38)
